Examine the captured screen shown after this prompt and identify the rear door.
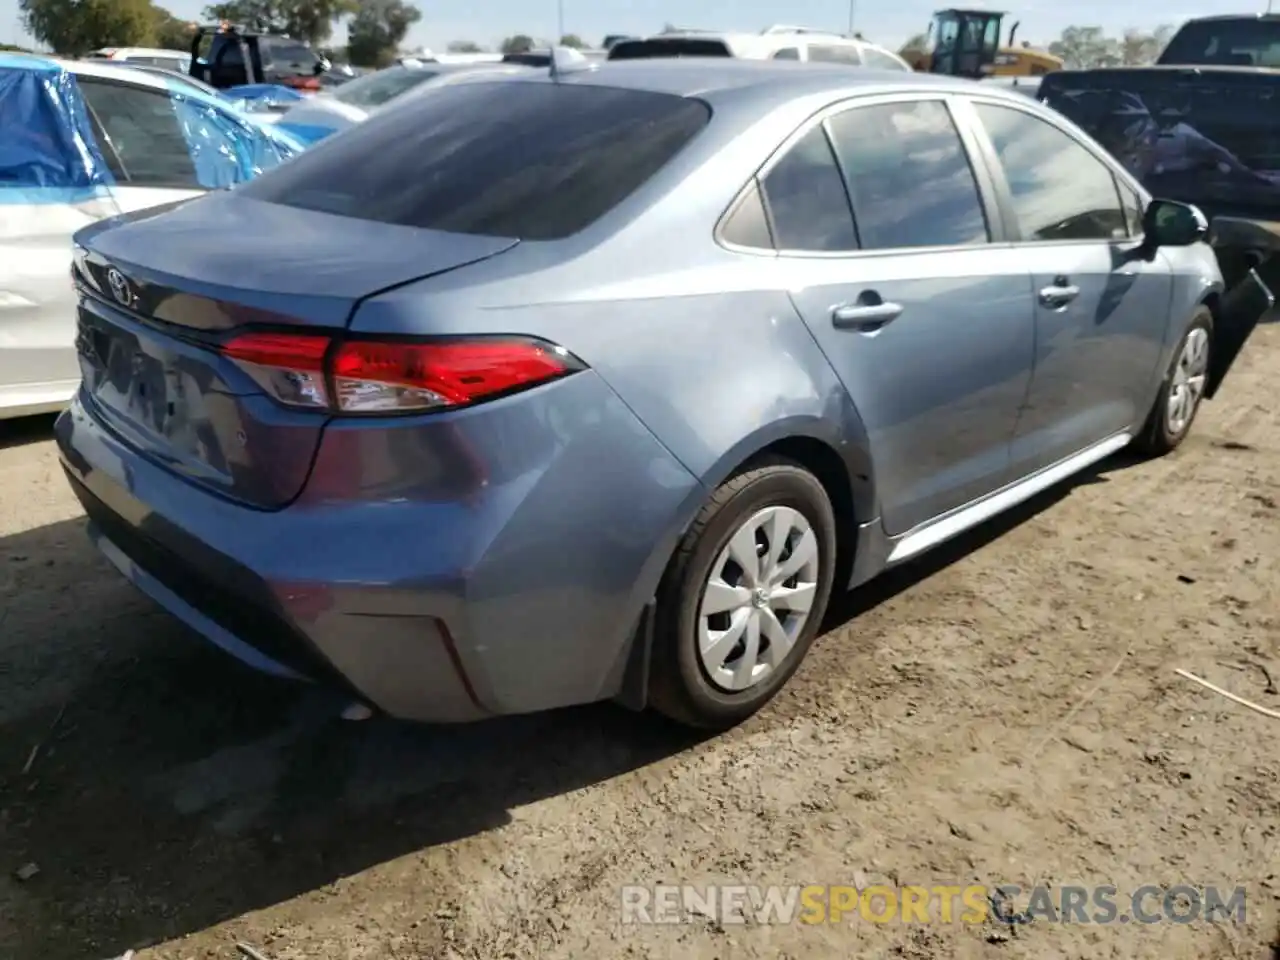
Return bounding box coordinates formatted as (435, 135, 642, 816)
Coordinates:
(959, 97, 1173, 475)
(774, 95, 1035, 537)
(77, 75, 207, 213)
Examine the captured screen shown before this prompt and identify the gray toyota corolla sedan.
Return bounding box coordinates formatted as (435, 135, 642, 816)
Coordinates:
(57, 58, 1272, 730)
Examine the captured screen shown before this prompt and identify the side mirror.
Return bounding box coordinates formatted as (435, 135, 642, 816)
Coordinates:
(1143, 199, 1208, 248)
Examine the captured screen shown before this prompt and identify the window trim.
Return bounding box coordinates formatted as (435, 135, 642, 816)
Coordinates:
(76, 75, 203, 191)
(714, 92, 1008, 259)
(952, 95, 1152, 248)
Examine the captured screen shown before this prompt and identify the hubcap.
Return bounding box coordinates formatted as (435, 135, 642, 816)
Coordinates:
(697, 505, 820, 693)
(1166, 327, 1209, 436)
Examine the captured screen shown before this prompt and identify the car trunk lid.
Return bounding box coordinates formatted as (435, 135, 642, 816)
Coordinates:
(73, 192, 518, 509)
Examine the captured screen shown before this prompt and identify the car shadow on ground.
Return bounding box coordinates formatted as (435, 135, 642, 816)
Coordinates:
(0, 413, 57, 452)
(0, 446, 1138, 960)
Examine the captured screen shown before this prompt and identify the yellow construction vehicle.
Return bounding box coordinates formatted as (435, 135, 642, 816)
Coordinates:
(900, 8, 1062, 78)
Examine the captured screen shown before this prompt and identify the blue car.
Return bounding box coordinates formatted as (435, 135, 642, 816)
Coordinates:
(57, 60, 1272, 729)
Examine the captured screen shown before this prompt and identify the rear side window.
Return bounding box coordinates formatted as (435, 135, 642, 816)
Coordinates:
(760, 125, 857, 252)
(861, 47, 908, 71)
(240, 82, 711, 240)
(78, 79, 198, 187)
(808, 44, 862, 65)
(826, 100, 988, 249)
(332, 67, 438, 108)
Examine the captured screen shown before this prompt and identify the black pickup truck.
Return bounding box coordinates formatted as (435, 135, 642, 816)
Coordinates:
(1039, 15, 1280, 292)
(1036, 14, 1280, 396)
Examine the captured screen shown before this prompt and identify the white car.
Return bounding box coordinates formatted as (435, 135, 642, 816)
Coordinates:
(0, 54, 302, 420)
(87, 46, 192, 73)
(273, 60, 531, 144)
(607, 25, 913, 71)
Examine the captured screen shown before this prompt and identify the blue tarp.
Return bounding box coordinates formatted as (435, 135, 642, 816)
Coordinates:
(273, 120, 339, 146)
(0, 53, 114, 204)
(224, 83, 306, 111)
(1, 54, 306, 202)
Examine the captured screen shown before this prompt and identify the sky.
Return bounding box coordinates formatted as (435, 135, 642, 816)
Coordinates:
(0, 0, 1266, 54)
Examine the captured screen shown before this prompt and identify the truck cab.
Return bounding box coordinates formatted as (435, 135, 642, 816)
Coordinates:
(189, 23, 328, 92)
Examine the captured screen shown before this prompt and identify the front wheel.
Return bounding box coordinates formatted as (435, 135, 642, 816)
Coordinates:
(1133, 307, 1213, 457)
(648, 458, 837, 730)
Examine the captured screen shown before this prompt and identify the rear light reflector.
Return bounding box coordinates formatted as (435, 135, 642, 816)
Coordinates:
(222, 332, 332, 409)
(218, 332, 583, 414)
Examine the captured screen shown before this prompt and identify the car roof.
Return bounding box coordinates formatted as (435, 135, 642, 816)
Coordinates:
(0, 53, 176, 92)
(503, 57, 1015, 106)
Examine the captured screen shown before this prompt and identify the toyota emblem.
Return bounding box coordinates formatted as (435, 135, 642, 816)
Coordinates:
(106, 268, 133, 308)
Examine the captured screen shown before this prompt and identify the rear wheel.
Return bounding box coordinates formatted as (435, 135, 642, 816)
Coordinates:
(1134, 307, 1213, 457)
(649, 458, 837, 730)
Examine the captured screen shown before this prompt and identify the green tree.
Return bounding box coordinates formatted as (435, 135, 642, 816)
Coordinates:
(19, 0, 155, 55)
(202, 0, 357, 46)
(558, 33, 584, 48)
(1048, 25, 1120, 69)
(151, 4, 196, 49)
(1116, 26, 1179, 66)
(500, 33, 533, 54)
(446, 39, 482, 52)
(0, 42, 35, 51)
(346, 0, 420, 67)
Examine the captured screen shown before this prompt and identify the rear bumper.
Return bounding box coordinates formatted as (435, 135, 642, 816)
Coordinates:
(57, 371, 703, 722)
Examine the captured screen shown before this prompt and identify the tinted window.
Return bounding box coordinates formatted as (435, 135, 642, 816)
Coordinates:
(332, 66, 439, 108)
(760, 125, 856, 252)
(974, 103, 1127, 242)
(808, 44, 861, 65)
(1159, 18, 1280, 67)
(78, 80, 197, 187)
(263, 40, 317, 67)
(607, 38, 732, 59)
(773, 47, 799, 60)
(861, 47, 908, 70)
(240, 82, 711, 240)
(209, 36, 243, 65)
(827, 100, 988, 250)
(720, 180, 773, 249)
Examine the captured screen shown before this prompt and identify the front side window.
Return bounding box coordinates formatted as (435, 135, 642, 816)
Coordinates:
(1119, 181, 1144, 236)
(77, 79, 197, 187)
(772, 47, 799, 60)
(974, 102, 1127, 242)
(759, 125, 857, 252)
(240, 82, 711, 240)
(826, 99, 989, 250)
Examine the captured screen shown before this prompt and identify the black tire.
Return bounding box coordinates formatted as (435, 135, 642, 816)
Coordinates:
(648, 457, 837, 730)
(1133, 307, 1214, 457)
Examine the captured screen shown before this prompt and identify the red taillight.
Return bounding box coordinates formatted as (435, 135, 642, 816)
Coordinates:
(222, 332, 332, 409)
(218, 331, 582, 414)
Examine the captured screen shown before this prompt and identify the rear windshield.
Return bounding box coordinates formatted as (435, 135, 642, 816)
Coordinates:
(1159, 18, 1280, 67)
(239, 81, 712, 240)
(331, 66, 438, 107)
(607, 38, 732, 60)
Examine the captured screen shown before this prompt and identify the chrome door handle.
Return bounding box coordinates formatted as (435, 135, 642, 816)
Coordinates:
(831, 300, 904, 330)
(1038, 284, 1080, 308)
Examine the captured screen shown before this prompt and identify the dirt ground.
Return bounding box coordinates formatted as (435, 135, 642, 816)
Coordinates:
(1, 330, 1279, 960)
